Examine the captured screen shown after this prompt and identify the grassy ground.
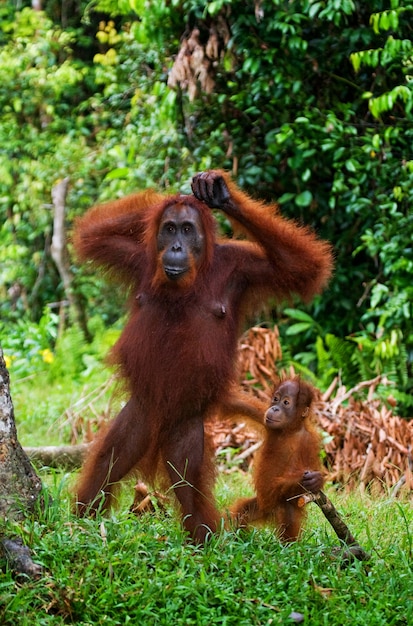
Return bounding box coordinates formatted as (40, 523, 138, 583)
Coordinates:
(1, 372, 412, 625)
(0, 472, 412, 626)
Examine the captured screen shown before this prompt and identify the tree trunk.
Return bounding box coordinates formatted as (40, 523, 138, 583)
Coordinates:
(50, 177, 91, 342)
(0, 346, 43, 577)
(0, 348, 42, 517)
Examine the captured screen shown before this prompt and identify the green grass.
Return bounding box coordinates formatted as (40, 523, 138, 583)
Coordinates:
(2, 370, 412, 625)
(0, 473, 412, 626)
(10, 370, 117, 447)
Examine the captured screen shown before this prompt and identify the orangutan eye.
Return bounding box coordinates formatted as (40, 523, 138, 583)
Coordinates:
(161, 222, 176, 235)
(182, 223, 193, 234)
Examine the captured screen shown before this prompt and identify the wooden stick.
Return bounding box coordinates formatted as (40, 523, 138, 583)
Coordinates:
(298, 490, 370, 561)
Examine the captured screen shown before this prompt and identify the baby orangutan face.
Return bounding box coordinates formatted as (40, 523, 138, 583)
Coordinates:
(265, 380, 309, 431)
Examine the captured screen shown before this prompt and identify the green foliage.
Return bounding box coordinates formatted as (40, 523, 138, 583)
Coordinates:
(0, 309, 59, 378)
(1, 1, 412, 413)
(1, 307, 119, 383)
(0, 8, 98, 321)
(281, 307, 412, 411)
(350, 6, 413, 118)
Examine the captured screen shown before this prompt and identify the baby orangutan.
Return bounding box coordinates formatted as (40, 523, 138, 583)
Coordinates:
(231, 377, 324, 542)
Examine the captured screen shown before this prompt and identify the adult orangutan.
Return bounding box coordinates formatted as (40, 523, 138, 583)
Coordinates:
(231, 377, 324, 542)
(73, 170, 333, 543)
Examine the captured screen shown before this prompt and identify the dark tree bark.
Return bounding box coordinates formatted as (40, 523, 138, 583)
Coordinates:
(0, 346, 43, 578)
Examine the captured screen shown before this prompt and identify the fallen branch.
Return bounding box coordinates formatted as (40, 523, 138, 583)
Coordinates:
(233, 440, 262, 462)
(24, 444, 89, 471)
(298, 490, 370, 561)
(329, 375, 391, 416)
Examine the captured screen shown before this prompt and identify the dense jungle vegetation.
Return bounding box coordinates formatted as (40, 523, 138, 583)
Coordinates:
(0, 0, 412, 414)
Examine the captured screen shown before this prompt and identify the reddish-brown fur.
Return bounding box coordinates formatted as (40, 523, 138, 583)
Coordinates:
(231, 377, 324, 542)
(73, 170, 332, 543)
